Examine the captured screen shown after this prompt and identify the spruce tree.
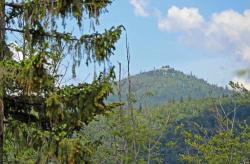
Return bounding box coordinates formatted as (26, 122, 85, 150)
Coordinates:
(0, 0, 123, 162)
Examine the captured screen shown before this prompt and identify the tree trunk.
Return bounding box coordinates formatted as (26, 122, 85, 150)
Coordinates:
(147, 144, 151, 164)
(118, 62, 122, 110)
(0, 0, 5, 59)
(0, 0, 5, 163)
(126, 34, 137, 163)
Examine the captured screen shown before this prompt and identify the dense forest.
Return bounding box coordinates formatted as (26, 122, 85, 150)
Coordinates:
(0, 0, 250, 164)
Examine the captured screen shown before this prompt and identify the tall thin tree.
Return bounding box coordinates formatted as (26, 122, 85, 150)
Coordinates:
(126, 34, 138, 163)
(0, 1, 5, 163)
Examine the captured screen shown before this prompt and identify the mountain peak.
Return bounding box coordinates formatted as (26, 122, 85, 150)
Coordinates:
(109, 67, 231, 107)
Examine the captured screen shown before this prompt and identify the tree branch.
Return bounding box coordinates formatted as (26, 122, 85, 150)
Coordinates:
(4, 27, 79, 41)
(3, 27, 112, 44)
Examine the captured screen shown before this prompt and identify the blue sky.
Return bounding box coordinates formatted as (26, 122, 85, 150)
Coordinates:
(91, 0, 250, 87)
(7, 0, 250, 87)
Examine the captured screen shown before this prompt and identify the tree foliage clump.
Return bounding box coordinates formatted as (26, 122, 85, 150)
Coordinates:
(181, 127, 250, 163)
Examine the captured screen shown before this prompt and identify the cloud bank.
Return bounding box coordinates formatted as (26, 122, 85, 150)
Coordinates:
(158, 6, 250, 63)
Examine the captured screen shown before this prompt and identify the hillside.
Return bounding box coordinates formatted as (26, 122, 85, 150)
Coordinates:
(87, 94, 250, 163)
(109, 66, 231, 107)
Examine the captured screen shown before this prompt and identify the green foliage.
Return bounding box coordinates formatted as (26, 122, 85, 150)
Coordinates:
(85, 107, 171, 163)
(4, 120, 99, 163)
(181, 126, 250, 163)
(74, 85, 250, 164)
(151, 94, 250, 163)
(180, 86, 250, 163)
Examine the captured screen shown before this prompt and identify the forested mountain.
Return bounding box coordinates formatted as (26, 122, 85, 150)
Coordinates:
(110, 66, 231, 106)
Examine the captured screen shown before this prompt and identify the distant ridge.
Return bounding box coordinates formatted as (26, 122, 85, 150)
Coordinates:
(109, 66, 231, 107)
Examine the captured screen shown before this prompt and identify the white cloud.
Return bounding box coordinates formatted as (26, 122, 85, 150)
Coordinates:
(158, 7, 250, 63)
(130, 0, 150, 17)
(158, 6, 204, 31)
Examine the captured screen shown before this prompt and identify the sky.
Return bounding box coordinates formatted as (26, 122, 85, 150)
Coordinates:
(6, 0, 250, 87)
(91, 0, 250, 87)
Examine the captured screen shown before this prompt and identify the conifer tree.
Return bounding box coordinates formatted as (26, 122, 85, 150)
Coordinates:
(0, 0, 123, 162)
